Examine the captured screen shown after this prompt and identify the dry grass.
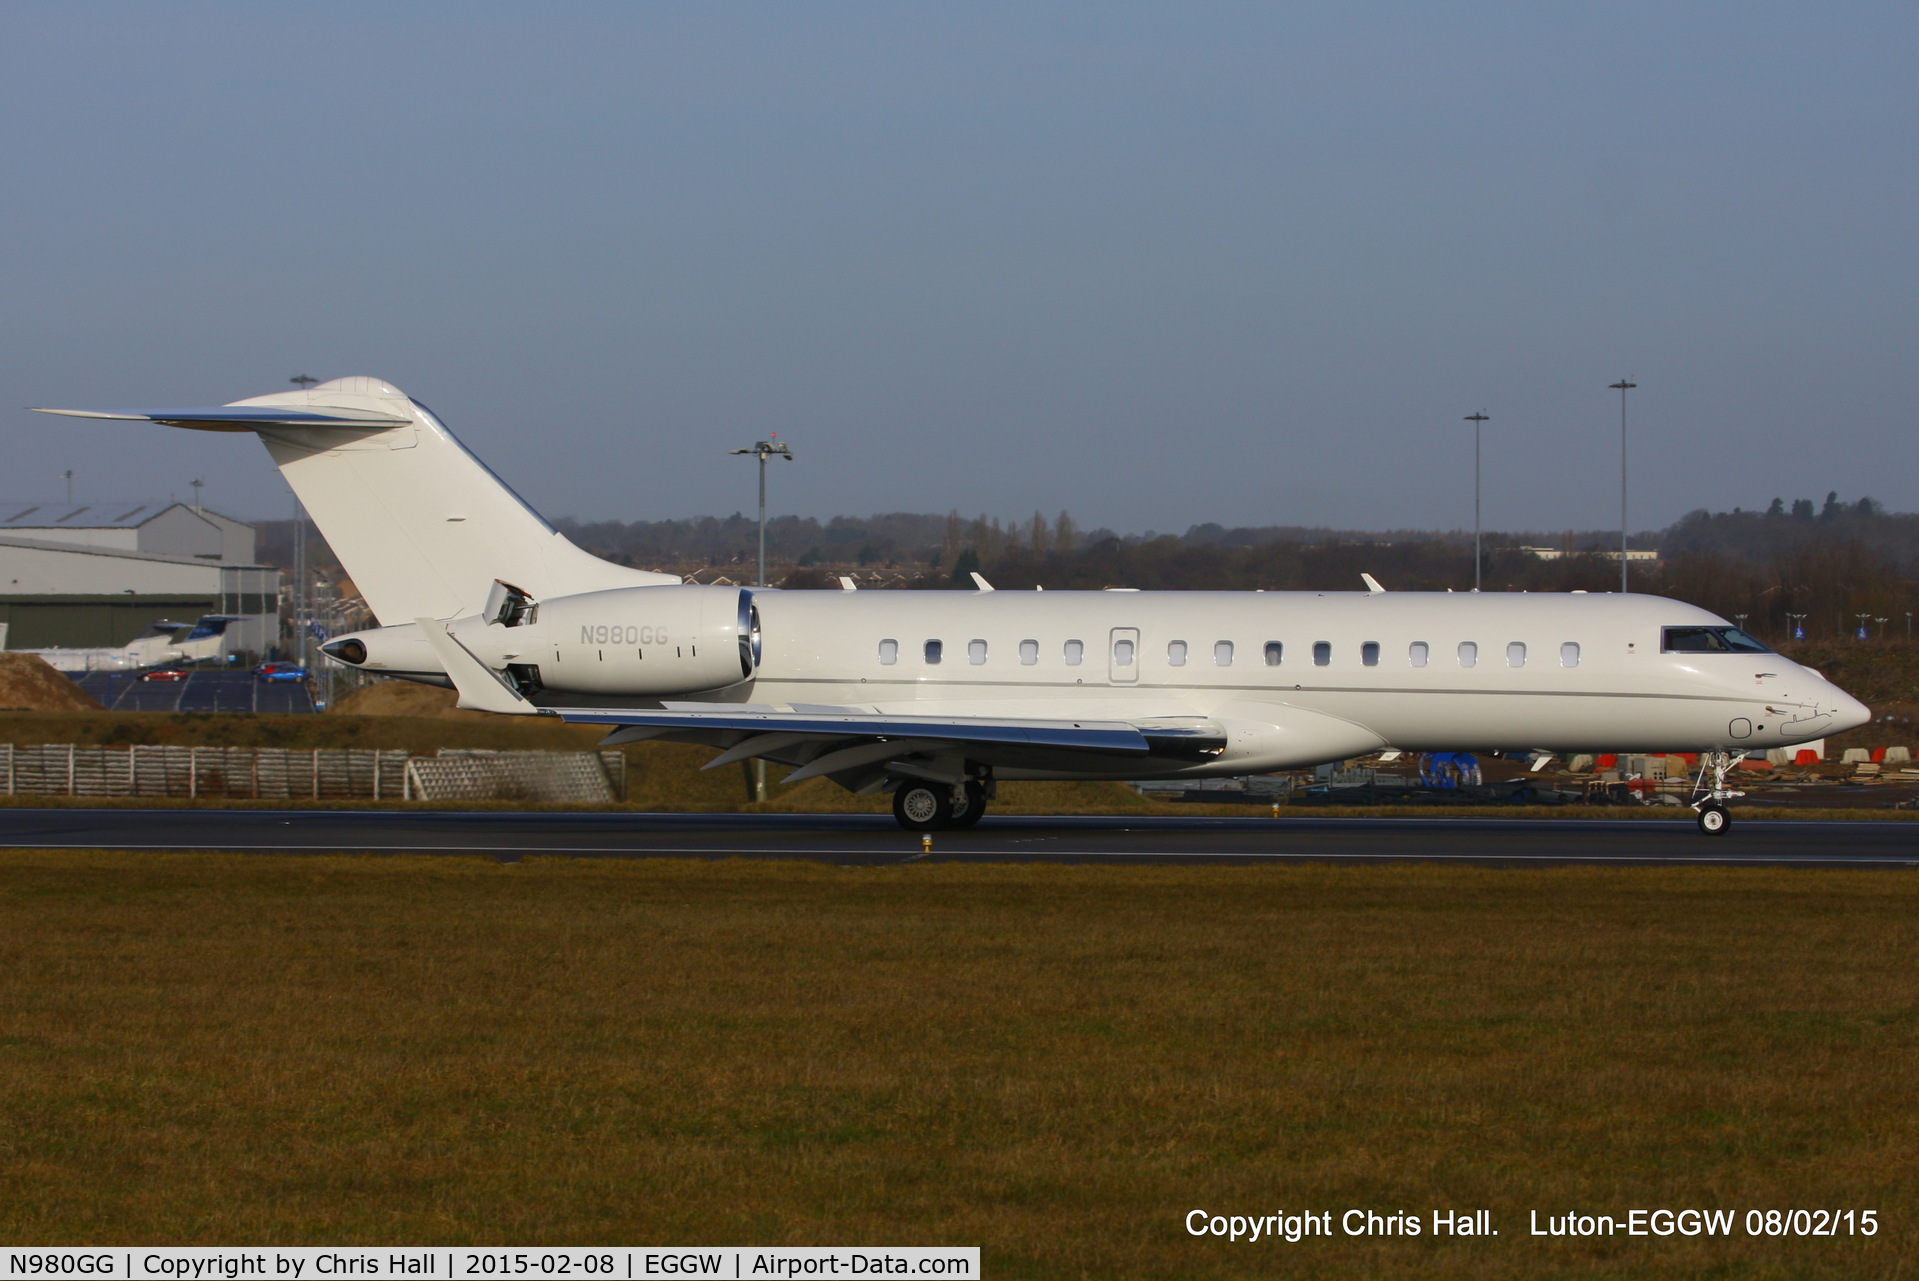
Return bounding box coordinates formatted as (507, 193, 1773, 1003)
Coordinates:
(0, 854, 1913, 1278)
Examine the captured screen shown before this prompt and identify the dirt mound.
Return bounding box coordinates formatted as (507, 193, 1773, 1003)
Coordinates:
(0, 653, 104, 711)
(330, 679, 490, 720)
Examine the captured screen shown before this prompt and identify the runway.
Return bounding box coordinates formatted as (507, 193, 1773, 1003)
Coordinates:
(1, 808, 1916, 866)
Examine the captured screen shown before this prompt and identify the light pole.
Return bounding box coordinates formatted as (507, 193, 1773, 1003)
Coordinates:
(1610, 378, 1636, 592)
(1855, 612, 1872, 641)
(1464, 412, 1488, 591)
(728, 435, 794, 805)
(729, 435, 794, 588)
(62, 470, 75, 503)
(288, 376, 318, 667)
(1787, 612, 1807, 642)
(291, 493, 306, 669)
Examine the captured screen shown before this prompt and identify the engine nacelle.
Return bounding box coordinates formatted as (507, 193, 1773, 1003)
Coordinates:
(475, 584, 754, 697)
(325, 584, 759, 699)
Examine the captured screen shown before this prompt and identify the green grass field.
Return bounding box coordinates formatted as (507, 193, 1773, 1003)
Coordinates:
(1, 852, 1913, 1277)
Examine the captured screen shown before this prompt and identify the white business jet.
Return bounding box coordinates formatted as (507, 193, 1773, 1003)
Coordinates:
(34, 377, 1869, 835)
(19, 615, 241, 673)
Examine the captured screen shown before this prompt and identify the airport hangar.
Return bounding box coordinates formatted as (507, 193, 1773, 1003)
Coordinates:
(0, 502, 280, 658)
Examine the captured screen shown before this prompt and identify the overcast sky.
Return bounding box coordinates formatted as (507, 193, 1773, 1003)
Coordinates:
(3, 3, 1914, 535)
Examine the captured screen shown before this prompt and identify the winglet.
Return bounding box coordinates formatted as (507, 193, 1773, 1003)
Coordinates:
(838, 576, 857, 591)
(970, 572, 995, 592)
(1361, 573, 1386, 594)
(413, 617, 538, 715)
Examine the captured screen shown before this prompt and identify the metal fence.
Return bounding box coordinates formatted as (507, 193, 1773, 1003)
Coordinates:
(403, 750, 626, 803)
(0, 744, 624, 803)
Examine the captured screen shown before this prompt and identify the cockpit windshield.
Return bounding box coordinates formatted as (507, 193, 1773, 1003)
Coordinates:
(1661, 626, 1772, 654)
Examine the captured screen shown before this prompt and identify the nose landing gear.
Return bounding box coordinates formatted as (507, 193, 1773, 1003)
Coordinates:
(1689, 751, 1745, 835)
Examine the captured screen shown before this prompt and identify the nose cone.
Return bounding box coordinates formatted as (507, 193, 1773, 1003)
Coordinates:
(1828, 686, 1872, 735)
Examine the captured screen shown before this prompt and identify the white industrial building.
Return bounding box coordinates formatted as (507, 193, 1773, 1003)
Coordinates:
(0, 502, 280, 656)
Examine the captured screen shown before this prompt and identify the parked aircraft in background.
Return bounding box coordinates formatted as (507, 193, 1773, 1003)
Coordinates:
(35, 378, 1871, 834)
(16, 615, 240, 673)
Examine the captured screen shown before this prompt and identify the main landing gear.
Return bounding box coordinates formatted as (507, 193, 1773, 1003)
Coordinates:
(1690, 750, 1744, 835)
(891, 779, 988, 832)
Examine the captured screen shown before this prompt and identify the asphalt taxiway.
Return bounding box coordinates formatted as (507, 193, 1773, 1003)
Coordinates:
(0, 809, 1915, 866)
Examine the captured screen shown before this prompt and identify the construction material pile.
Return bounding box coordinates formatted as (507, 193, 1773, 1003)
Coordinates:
(0, 653, 103, 712)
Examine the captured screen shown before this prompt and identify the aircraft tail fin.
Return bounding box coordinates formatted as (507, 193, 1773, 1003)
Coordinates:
(34, 377, 676, 623)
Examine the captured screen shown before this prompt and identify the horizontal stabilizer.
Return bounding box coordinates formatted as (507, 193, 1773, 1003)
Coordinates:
(31, 406, 413, 430)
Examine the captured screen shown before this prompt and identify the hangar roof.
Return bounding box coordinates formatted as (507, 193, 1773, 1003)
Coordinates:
(0, 502, 246, 530)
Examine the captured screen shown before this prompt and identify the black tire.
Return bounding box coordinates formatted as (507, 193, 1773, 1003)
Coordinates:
(1696, 803, 1730, 835)
(893, 782, 951, 832)
(947, 782, 987, 829)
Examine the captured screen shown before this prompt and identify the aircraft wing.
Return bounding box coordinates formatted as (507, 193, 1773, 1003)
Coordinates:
(555, 704, 1225, 781)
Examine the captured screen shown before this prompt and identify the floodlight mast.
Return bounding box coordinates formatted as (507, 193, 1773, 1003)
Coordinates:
(1610, 378, 1637, 592)
(1464, 412, 1488, 592)
(729, 437, 795, 588)
(289, 375, 319, 669)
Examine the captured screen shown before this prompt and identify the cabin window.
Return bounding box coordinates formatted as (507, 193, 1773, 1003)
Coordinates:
(1113, 638, 1136, 667)
(1361, 641, 1380, 667)
(1507, 641, 1527, 667)
(1561, 641, 1580, 668)
(1264, 641, 1282, 666)
(968, 639, 988, 665)
(1313, 641, 1331, 666)
(1064, 639, 1084, 666)
(1165, 640, 1188, 666)
(878, 639, 898, 665)
(1409, 641, 1429, 667)
(924, 639, 942, 665)
(1458, 641, 1478, 668)
(1214, 640, 1234, 666)
(1019, 639, 1039, 665)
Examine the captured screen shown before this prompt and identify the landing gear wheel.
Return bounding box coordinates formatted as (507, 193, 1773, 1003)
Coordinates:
(1696, 803, 1730, 835)
(893, 782, 951, 832)
(947, 782, 987, 829)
